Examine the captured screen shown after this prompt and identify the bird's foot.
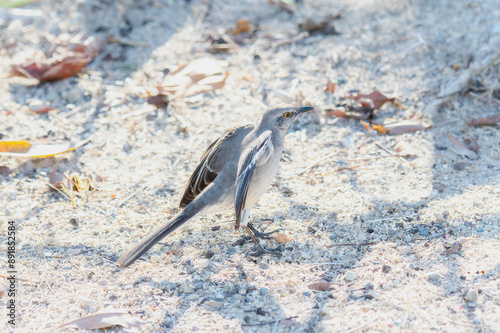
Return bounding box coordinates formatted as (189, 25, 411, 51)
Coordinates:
(244, 224, 283, 240)
(243, 225, 283, 257)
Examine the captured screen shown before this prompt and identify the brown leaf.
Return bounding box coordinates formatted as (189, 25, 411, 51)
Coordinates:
(48, 169, 64, 190)
(325, 80, 336, 93)
(325, 109, 348, 118)
(347, 90, 396, 110)
(0, 138, 90, 158)
(233, 20, 251, 35)
(0, 166, 12, 176)
(449, 134, 478, 159)
(463, 136, 479, 153)
(161, 57, 229, 97)
(8, 37, 101, 83)
(387, 124, 426, 135)
(31, 105, 54, 114)
(467, 114, 500, 127)
(59, 308, 143, 330)
(308, 282, 335, 291)
(147, 94, 170, 109)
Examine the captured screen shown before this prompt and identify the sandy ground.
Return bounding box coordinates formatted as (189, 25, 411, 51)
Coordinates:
(1, 0, 499, 332)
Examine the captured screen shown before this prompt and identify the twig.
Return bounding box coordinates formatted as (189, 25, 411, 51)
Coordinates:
(272, 32, 308, 48)
(375, 142, 410, 164)
(118, 184, 148, 208)
(344, 317, 378, 333)
(297, 151, 338, 175)
(328, 242, 376, 248)
(242, 316, 298, 327)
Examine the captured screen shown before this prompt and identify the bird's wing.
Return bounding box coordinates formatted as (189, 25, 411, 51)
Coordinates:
(234, 130, 273, 229)
(179, 125, 253, 208)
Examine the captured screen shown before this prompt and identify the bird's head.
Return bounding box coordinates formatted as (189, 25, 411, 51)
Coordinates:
(260, 105, 314, 133)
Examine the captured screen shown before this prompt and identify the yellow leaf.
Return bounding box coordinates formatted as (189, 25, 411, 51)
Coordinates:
(0, 138, 90, 158)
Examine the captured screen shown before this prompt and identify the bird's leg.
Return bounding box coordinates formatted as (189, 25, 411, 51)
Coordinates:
(243, 225, 282, 256)
(247, 223, 282, 240)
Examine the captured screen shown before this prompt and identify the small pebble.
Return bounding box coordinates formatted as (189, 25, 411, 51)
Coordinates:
(171, 241, 183, 256)
(366, 228, 375, 233)
(327, 211, 338, 220)
(204, 250, 214, 259)
(207, 300, 222, 310)
(303, 291, 311, 297)
(259, 287, 270, 296)
(364, 283, 374, 290)
(477, 228, 484, 232)
(345, 271, 357, 281)
(465, 289, 478, 302)
(427, 273, 440, 284)
(382, 265, 391, 273)
(227, 247, 236, 254)
(67, 248, 81, 255)
(238, 288, 246, 295)
(256, 308, 267, 316)
(419, 227, 430, 237)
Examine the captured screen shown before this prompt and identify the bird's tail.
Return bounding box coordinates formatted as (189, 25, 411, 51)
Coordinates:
(117, 200, 203, 268)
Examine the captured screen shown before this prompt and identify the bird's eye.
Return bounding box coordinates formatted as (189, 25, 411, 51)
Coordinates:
(283, 112, 291, 118)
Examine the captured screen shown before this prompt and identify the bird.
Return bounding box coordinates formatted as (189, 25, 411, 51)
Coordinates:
(117, 105, 314, 268)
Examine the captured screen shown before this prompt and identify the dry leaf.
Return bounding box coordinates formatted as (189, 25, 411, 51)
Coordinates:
(360, 120, 428, 135)
(463, 136, 479, 153)
(298, 14, 341, 34)
(147, 94, 170, 109)
(0, 138, 90, 158)
(347, 90, 396, 110)
(467, 114, 500, 127)
(0, 166, 12, 176)
(449, 134, 478, 159)
(325, 109, 348, 118)
(161, 57, 229, 97)
(31, 105, 54, 114)
(308, 282, 334, 291)
(8, 37, 101, 83)
(386, 124, 427, 135)
(48, 169, 64, 190)
(59, 308, 143, 330)
(233, 20, 251, 35)
(325, 80, 336, 93)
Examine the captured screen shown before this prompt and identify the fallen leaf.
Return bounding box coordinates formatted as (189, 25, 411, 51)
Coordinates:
(463, 136, 479, 153)
(233, 20, 252, 35)
(347, 90, 396, 110)
(8, 37, 101, 83)
(308, 282, 335, 291)
(147, 94, 170, 109)
(325, 109, 348, 118)
(298, 14, 342, 34)
(394, 140, 418, 158)
(0, 166, 12, 176)
(449, 134, 478, 159)
(0, 138, 90, 158)
(161, 57, 229, 97)
(325, 80, 336, 93)
(31, 105, 54, 114)
(59, 308, 143, 330)
(360, 120, 428, 135)
(467, 114, 500, 127)
(48, 169, 64, 190)
(277, 0, 296, 14)
(386, 124, 427, 135)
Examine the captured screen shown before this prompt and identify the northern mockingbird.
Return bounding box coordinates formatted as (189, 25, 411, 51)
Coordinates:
(117, 105, 314, 268)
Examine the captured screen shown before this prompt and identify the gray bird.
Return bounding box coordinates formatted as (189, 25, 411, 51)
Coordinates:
(117, 105, 313, 268)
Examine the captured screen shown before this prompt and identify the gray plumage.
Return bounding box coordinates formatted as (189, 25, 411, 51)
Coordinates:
(117, 105, 313, 268)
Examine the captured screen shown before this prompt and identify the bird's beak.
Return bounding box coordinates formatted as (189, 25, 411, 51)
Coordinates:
(298, 106, 314, 114)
